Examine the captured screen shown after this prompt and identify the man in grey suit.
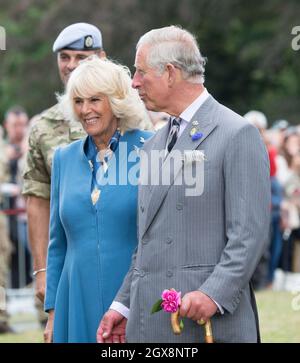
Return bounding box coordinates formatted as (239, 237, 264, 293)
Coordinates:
(97, 25, 270, 343)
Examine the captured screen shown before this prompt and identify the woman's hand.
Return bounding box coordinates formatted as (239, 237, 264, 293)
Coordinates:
(44, 310, 54, 343)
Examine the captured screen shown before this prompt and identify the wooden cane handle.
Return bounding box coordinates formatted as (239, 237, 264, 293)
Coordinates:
(197, 319, 214, 343)
(171, 311, 183, 335)
(171, 313, 214, 342)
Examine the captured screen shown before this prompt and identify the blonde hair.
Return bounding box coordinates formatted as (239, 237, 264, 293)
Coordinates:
(60, 56, 153, 133)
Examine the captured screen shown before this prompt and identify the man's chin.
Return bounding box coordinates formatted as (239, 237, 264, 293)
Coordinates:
(62, 74, 71, 85)
(145, 104, 159, 112)
(142, 100, 156, 111)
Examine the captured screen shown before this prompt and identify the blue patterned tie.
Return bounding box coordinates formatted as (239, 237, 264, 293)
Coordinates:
(167, 117, 181, 153)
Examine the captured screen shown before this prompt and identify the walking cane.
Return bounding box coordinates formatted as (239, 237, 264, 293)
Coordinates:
(171, 311, 214, 343)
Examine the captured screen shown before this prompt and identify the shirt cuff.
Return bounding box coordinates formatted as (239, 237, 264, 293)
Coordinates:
(109, 301, 130, 319)
(212, 298, 224, 315)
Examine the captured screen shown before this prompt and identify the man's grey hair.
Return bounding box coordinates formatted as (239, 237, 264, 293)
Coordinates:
(137, 25, 206, 84)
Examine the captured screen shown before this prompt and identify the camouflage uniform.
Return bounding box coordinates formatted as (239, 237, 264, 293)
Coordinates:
(22, 103, 85, 325)
(23, 103, 85, 199)
(0, 139, 12, 328)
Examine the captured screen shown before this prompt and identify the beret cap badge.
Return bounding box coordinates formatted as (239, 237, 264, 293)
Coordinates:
(84, 35, 94, 48)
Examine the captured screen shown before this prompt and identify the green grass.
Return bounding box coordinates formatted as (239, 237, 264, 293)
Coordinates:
(0, 330, 43, 343)
(0, 291, 299, 343)
(0, 311, 43, 343)
(256, 290, 300, 343)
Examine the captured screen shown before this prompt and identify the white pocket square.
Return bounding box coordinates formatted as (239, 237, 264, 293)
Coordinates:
(183, 150, 207, 163)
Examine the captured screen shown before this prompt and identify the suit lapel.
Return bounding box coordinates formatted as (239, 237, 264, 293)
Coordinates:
(147, 122, 170, 190)
(139, 123, 169, 204)
(141, 95, 219, 238)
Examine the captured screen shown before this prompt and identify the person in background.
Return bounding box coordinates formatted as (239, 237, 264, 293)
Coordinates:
(279, 130, 300, 274)
(0, 133, 13, 333)
(244, 110, 283, 288)
(3, 106, 31, 288)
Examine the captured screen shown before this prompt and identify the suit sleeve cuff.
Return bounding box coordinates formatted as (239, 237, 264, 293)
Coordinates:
(110, 301, 130, 319)
(212, 298, 224, 315)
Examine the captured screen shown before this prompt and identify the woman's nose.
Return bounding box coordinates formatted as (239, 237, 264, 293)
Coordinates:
(81, 101, 91, 115)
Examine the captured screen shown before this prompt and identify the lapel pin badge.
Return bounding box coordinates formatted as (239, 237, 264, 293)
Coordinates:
(189, 122, 203, 141)
(191, 131, 203, 141)
(190, 127, 198, 136)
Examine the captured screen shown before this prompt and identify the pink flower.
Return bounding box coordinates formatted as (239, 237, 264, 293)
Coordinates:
(161, 289, 181, 313)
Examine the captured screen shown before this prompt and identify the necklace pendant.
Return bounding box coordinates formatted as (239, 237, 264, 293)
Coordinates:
(91, 187, 101, 205)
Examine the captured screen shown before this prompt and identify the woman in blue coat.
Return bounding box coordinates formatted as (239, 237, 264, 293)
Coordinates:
(44, 56, 153, 343)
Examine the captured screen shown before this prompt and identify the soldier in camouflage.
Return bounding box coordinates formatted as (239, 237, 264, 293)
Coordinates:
(22, 23, 106, 328)
(0, 133, 13, 333)
(23, 106, 85, 199)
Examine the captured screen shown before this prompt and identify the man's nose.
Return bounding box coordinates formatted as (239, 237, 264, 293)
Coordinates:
(132, 72, 141, 89)
(67, 57, 78, 71)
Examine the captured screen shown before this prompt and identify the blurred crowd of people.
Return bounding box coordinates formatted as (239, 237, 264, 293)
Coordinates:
(244, 111, 300, 290)
(0, 106, 32, 332)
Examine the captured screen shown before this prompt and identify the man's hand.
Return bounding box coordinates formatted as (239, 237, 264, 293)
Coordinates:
(179, 291, 218, 322)
(97, 310, 127, 343)
(35, 270, 46, 302)
(44, 310, 54, 343)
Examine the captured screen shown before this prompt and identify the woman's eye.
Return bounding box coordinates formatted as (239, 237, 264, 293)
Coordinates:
(74, 99, 83, 104)
(91, 98, 100, 102)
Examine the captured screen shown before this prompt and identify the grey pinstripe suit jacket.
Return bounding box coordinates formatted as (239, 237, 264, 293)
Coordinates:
(115, 95, 271, 342)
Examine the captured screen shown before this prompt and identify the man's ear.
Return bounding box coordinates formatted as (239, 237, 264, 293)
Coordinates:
(166, 63, 179, 87)
(98, 50, 106, 59)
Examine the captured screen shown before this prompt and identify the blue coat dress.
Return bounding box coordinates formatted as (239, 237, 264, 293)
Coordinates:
(44, 129, 152, 342)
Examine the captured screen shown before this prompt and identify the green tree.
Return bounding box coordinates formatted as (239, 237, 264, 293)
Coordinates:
(0, 0, 300, 125)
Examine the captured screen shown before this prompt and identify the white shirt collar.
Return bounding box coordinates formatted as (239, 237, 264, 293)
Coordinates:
(180, 88, 209, 123)
(166, 88, 210, 147)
